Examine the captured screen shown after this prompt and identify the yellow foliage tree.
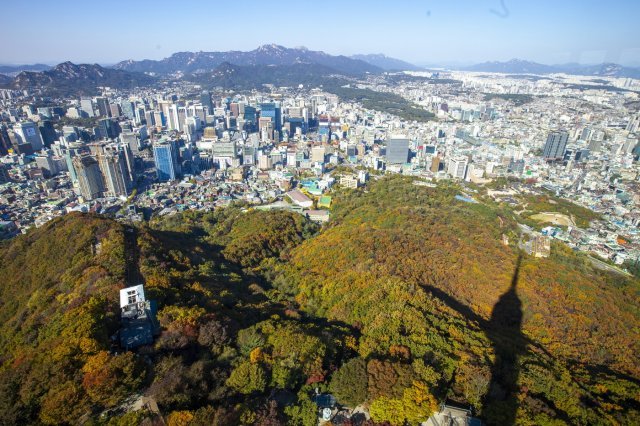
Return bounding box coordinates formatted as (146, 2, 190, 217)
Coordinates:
(249, 347, 264, 364)
(369, 381, 438, 426)
(167, 410, 194, 426)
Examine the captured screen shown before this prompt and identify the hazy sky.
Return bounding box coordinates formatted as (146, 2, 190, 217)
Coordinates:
(2, 0, 639, 66)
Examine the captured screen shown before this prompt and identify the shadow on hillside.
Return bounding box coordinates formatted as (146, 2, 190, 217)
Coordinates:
(420, 254, 527, 425)
(482, 253, 525, 426)
(123, 225, 143, 286)
(146, 229, 361, 337)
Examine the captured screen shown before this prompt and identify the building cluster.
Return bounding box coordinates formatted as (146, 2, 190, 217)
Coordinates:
(0, 69, 638, 267)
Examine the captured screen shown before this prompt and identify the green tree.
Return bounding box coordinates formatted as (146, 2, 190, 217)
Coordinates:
(329, 357, 368, 407)
(226, 361, 267, 394)
(237, 327, 265, 355)
(285, 392, 319, 426)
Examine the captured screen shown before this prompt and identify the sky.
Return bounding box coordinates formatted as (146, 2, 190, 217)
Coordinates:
(1, 0, 640, 66)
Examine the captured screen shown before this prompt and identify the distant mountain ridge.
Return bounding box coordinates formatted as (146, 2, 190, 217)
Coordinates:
(3, 62, 157, 95)
(465, 58, 640, 78)
(0, 74, 12, 85)
(114, 44, 381, 76)
(350, 53, 423, 71)
(0, 63, 51, 76)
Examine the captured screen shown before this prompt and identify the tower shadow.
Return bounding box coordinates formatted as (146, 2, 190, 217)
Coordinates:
(123, 226, 143, 286)
(482, 253, 525, 425)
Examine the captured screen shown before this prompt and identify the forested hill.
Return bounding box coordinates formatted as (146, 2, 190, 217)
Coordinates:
(277, 177, 640, 424)
(0, 177, 638, 425)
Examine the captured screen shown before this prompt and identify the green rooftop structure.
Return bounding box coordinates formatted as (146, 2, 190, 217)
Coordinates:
(318, 195, 332, 209)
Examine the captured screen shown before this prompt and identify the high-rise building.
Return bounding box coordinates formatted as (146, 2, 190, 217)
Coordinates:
(35, 152, 57, 177)
(97, 145, 132, 197)
(153, 139, 181, 181)
(543, 131, 568, 160)
(144, 110, 155, 127)
(385, 138, 410, 164)
(431, 156, 441, 173)
(260, 103, 282, 135)
(588, 139, 602, 152)
(120, 131, 140, 154)
(243, 105, 257, 130)
(110, 103, 122, 118)
(200, 91, 213, 113)
(134, 107, 145, 125)
(97, 118, 119, 140)
(120, 101, 136, 120)
(0, 163, 11, 183)
(80, 98, 95, 117)
(153, 111, 165, 127)
(229, 102, 239, 118)
(311, 145, 326, 163)
(632, 142, 640, 161)
(259, 117, 274, 141)
(64, 144, 89, 183)
(38, 120, 57, 147)
(73, 155, 104, 200)
(159, 101, 172, 128)
(177, 106, 187, 132)
(165, 104, 184, 131)
(447, 156, 469, 179)
(0, 125, 11, 156)
(95, 97, 110, 117)
(258, 153, 273, 170)
(14, 121, 44, 151)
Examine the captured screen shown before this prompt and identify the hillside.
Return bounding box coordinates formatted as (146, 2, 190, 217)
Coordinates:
(350, 54, 422, 71)
(325, 84, 436, 122)
(0, 210, 341, 425)
(7, 62, 157, 95)
(114, 44, 381, 76)
(187, 62, 349, 90)
(273, 177, 640, 425)
(0, 178, 638, 425)
(0, 63, 51, 76)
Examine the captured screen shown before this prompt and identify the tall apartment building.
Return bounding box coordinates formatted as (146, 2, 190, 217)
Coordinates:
(97, 145, 133, 198)
(73, 155, 104, 200)
(543, 131, 569, 160)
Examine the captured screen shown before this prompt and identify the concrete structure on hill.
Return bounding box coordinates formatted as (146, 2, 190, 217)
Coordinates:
(286, 189, 313, 208)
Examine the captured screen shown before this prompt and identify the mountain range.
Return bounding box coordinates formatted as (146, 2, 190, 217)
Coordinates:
(0, 63, 51, 76)
(350, 53, 423, 71)
(1, 62, 157, 95)
(114, 44, 383, 76)
(0, 74, 12, 85)
(3, 47, 640, 97)
(464, 58, 640, 78)
(0, 46, 425, 94)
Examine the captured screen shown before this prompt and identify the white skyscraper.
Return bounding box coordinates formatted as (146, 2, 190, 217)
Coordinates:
(80, 98, 95, 117)
(447, 156, 469, 180)
(14, 121, 44, 151)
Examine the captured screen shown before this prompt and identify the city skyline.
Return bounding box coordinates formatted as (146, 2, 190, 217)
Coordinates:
(2, 0, 640, 66)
